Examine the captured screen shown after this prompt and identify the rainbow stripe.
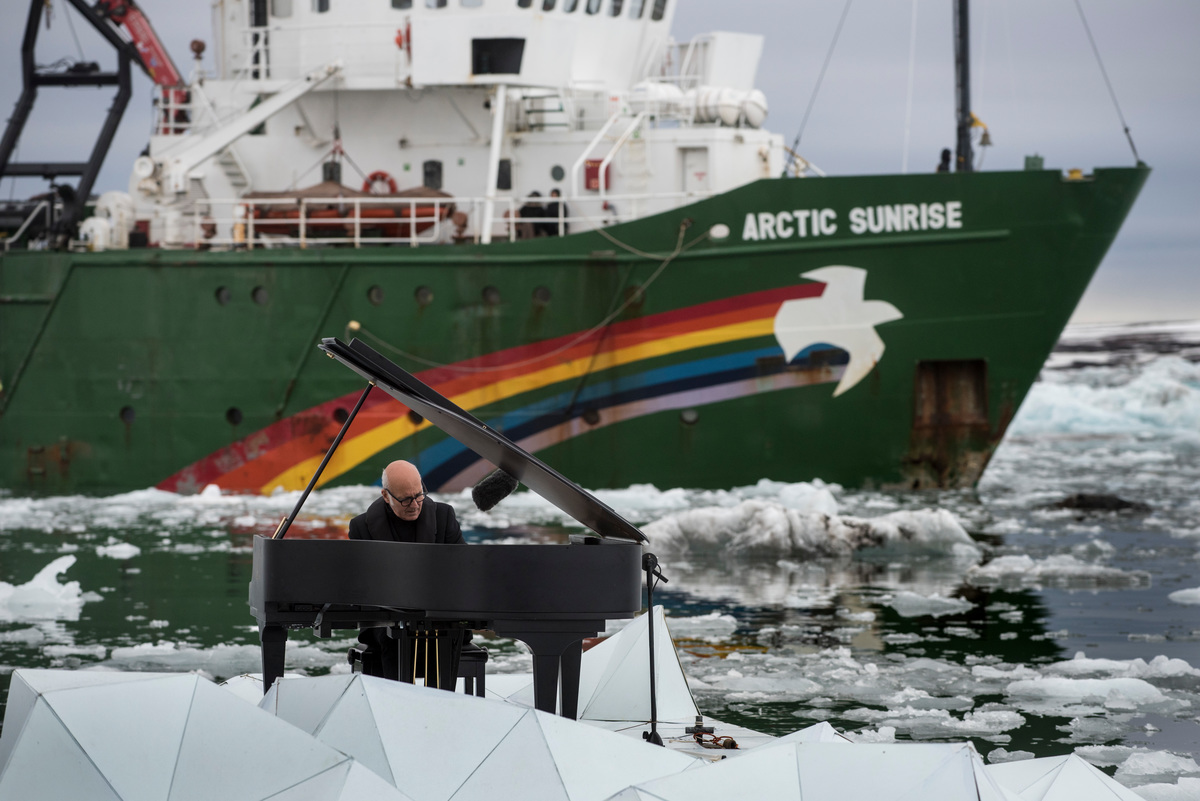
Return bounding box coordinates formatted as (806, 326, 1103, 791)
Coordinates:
(158, 282, 843, 494)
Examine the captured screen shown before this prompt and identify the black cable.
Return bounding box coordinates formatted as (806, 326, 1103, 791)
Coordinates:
(1073, 0, 1140, 164)
(784, 0, 854, 176)
(64, 4, 87, 63)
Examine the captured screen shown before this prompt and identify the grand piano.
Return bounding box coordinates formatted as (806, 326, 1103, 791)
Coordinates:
(248, 338, 648, 719)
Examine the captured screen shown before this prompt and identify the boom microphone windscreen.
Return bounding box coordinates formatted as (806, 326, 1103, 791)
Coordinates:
(471, 468, 519, 511)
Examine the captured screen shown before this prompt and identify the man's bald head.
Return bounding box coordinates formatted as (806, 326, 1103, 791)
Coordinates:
(381, 460, 425, 521)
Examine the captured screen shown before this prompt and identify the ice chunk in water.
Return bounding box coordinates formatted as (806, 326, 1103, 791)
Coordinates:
(96, 541, 141, 559)
(0, 556, 87, 623)
(884, 591, 974, 618)
(1168, 587, 1200, 605)
(644, 502, 979, 559)
(967, 554, 1151, 589)
(1115, 751, 1200, 787)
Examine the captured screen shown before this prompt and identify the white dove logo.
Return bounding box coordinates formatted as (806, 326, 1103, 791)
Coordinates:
(773, 266, 903, 397)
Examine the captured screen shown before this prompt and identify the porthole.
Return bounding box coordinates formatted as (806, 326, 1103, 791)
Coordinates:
(367, 285, 385, 306)
(680, 408, 699, 426)
(550, 164, 565, 182)
(332, 407, 349, 424)
(482, 285, 501, 306)
(532, 286, 551, 306)
(119, 406, 135, 424)
(215, 286, 231, 305)
(252, 286, 269, 305)
(582, 408, 600, 426)
(407, 409, 424, 425)
(415, 285, 434, 307)
(226, 407, 244, 425)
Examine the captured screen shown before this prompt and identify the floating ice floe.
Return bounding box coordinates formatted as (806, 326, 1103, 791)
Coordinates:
(1114, 751, 1200, 787)
(95, 540, 141, 559)
(643, 502, 980, 560)
(966, 554, 1151, 589)
(883, 591, 974, 618)
(1168, 587, 1200, 605)
(0, 556, 90, 623)
(1011, 354, 1200, 440)
(1004, 676, 1183, 716)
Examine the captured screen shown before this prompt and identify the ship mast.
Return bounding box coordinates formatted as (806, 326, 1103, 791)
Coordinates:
(953, 0, 973, 172)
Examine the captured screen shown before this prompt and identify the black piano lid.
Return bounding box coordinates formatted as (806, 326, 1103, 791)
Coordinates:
(320, 337, 648, 544)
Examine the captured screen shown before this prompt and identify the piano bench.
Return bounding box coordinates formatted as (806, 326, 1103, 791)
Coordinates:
(459, 643, 488, 698)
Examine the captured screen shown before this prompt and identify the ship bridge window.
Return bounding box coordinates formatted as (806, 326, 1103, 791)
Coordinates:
(609, 0, 623, 16)
(270, 0, 293, 16)
(650, 0, 666, 20)
(311, 0, 329, 12)
(251, 0, 269, 24)
(426, 0, 448, 8)
(518, 0, 534, 7)
(392, 0, 412, 8)
(628, 0, 644, 17)
(472, 38, 526, 75)
(563, 0, 579, 11)
(462, 0, 483, 6)
(543, 0, 556, 10)
(586, 0, 601, 14)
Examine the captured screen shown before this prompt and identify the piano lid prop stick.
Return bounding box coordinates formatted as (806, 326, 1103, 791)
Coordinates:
(642, 552, 668, 747)
(273, 382, 374, 540)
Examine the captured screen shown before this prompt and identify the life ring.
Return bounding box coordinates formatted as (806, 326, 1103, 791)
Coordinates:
(363, 171, 398, 195)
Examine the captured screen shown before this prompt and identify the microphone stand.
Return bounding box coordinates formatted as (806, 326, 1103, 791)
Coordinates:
(641, 552, 668, 746)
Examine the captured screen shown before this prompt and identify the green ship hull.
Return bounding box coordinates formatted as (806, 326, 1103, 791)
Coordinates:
(0, 166, 1148, 495)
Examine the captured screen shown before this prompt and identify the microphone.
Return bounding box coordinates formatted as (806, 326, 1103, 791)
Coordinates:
(471, 468, 519, 511)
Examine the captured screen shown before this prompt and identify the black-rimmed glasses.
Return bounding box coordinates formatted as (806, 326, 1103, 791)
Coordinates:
(385, 488, 427, 508)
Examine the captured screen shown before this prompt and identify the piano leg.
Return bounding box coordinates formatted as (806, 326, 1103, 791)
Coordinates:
(260, 624, 288, 692)
(559, 640, 583, 720)
(523, 633, 587, 718)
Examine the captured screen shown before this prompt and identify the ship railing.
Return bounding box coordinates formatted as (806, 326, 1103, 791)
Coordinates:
(230, 23, 409, 84)
(158, 190, 711, 250)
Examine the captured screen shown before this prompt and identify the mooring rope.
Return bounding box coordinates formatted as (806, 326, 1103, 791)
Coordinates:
(1073, 0, 1140, 164)
(353, 218, 711, 373)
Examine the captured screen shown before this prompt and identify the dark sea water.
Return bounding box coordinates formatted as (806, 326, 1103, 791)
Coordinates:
(2, 321, 1198, 792)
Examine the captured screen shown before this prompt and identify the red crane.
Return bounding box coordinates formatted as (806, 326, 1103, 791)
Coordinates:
(94, 0, 184, 88)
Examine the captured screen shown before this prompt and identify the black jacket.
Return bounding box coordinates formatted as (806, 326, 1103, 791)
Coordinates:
(348, 496, 464, 544)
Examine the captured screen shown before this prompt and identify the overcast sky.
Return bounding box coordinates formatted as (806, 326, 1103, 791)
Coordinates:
(2, 0, 1196, 323)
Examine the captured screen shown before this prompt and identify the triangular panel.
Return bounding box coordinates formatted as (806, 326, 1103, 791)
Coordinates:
(45, 673, 197, 801)
(0, 699, 122, 801)
(450, 712, 569, 801)
(169, 678, 347, 801)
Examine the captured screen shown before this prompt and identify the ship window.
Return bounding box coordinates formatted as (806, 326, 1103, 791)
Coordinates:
(518, 0, 533, 6)
(251, 0, 269, 25)
(271, 0, 293, 16)
(563, 0, 579, 11)
(628, 0, 644, 17)
(497, 159, 512, 190)
(650, 0, 666, 20)
(312, 0, 329, 12)
(423, 160, 443, 190)
(392, 0, 412, 7)
(425, 0, 447, 8)
(462, 0, 483, 6)
(472, 38, 526, 75)
(543, 0, 556, 9)
(609, 0, 623, 16)
(586, 0, 601, 14)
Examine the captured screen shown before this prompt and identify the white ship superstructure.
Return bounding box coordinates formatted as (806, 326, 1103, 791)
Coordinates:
(129, 0, 783, 247)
